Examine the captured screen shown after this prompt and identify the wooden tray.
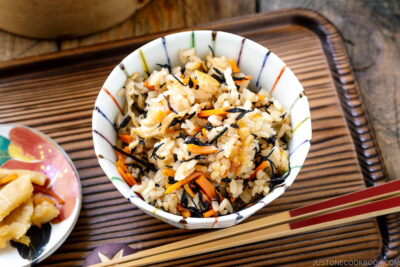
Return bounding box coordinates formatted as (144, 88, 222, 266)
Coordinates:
(0, 8, 397, 266)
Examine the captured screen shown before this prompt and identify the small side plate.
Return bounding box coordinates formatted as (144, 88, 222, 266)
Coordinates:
(0, 124, 82, 266)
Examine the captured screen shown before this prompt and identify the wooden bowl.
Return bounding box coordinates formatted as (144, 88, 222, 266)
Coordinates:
(0, 0, 150, 39)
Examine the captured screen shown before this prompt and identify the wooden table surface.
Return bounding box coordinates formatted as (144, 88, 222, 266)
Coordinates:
(0, 0, 398, 179)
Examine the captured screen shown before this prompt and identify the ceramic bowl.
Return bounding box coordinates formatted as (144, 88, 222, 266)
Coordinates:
(0, 124, 81, 266)
(92, 30, 312, 229)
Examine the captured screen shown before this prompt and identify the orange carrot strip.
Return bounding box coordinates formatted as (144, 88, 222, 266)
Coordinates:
(116, 159, 129, 173)
(195, 175, 216, 199)
(229, 59, 240, 73)
(197, 107, 229, 118)
(33, 185, 65, 205)
(125, 172, 137, 186)
(177, 203, 184, 211)
(116, 159, 124, 169)
(234, 75, 252, 84)
(156, 99, 172, 122)
(200, 189, 211, 203)
(116, 151, 125, 161)
(193, 124, 201, 133)
(184, 184, 195, 198)
(119, 134, 133, 144)
(203, 209, 216, 218)
(165, 171, 202, 194)
(182, 209, 191, 218)
(0, 173, 18, 185)
(144, 80, 155, 90)
(250, 160, 269, 180)
(177, 204, 191, 218)
(256, 94, 265, 101)
(161, 169, 176, 177)
(117, 166, 136, 187)
(165, 129, 175, 134)
(201, 128, 207, 139)
(188, 144, 218, 154)
(33, 195, 56, 206)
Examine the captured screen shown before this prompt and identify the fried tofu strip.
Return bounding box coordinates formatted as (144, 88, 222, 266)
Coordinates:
(0, 175, 33, 221)
(32, 196, 59, 227)
(0, 168, 46, 186)
(0, 199, 33, 248)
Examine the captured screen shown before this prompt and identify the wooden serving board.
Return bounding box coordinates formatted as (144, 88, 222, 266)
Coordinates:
(0, 9, 396, 266)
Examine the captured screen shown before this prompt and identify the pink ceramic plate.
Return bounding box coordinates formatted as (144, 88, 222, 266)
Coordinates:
(0, 124, 81, 266)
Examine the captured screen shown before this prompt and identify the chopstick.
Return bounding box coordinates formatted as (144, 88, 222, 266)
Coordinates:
(92, 180, 400, 267)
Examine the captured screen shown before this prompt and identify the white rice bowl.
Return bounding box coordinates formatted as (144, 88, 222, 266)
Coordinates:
(92, 31, 311, 229)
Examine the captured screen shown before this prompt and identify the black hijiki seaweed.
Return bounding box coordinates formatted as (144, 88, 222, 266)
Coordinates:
(181, 190, 189, 208)
(204, 123, 213, 130)
(182, 189, 200, 213)
(215, 188, 222, 203)
(186, 207, 203, 217)
(226, 107, 251, 113)
(221, 177, 230, 182)
(190, 181, 200, 194)
(151, 143, 165, 160)
(169, 112, 196, 128)
(177, 132, 187, 140)
(226, 107, 254, 121)
(262, 100, 274, 114)
(156, 63, 172, 73)
(258, 149, 275, 165)
(163, 95, 178, 114)
(208, 45, 215, 57)
(184, 135, 209, 146)
(171, 73, 185, 86)
(232, 76, 250, 81)
(118, 115, 131, 129)
(262, 135, 277, 146)
(114, 146, 157, 171)
(269, 163, 291, 190)
(131, 102, 144, 114)
(208, 127, 228, 145)
(198, 192, 210, 213)
(125, 163, 145, 182)
(236, 110, 254, 121)
(230, 123, 239, 129)
(181, 155, 205, 163)
(225, 193, 236, 213)
(187, 77, 199, 89)
(212, 67, 226, 84)
(168, 176, 177, 184)
(266, 159, 276, 181)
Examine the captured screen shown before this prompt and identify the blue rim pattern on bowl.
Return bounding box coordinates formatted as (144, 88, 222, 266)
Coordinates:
(92, 30, 312, 229)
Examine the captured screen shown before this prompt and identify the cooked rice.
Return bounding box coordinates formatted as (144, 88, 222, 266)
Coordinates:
(116, 48, 292, 218)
